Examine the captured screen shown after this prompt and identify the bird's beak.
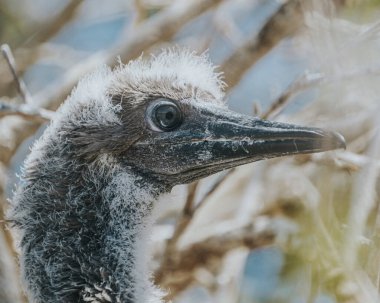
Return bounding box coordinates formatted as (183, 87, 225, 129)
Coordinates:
(133, 105, 345, 184)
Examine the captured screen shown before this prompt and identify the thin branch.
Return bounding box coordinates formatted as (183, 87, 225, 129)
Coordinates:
(0, 0, 84, 97)
(1, 44, 32, 104)
(194, 169, 235, 213)
(155, 169, 236, 299)
(31, 0, 84, 44)
(262, 63, 380, 120)
(183, 181, 199, 216)
(168, 181, 199, 247)
(261, 72, 323, 119)
(166, 170, 235, 248)
(311, 150, 380, 172)
(222, 0, 305, 89)
(213, 10, 244, 47)
(155, 220, 275, 301)
(252, 102, 261, 116)
(0, 100, 53, 121)
(34, 0, 225, 111)
(133, 0, 149, 25)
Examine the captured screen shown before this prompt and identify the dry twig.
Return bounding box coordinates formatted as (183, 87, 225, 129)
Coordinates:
(262, 64, 380, 120)
(168, 181, 199, 247)
(35, 0, 225, 111)
(0, 0, 84, 96)
(1, 44, 32, 104)
(261, 72, 323, 119)
(155, 220, 275, 301)
(0, 100, 52, 121)
(31, 0, 84, 45)
(221, 0, 305, 88)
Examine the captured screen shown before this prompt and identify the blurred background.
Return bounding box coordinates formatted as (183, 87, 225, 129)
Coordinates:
(1, 0, 380, 302)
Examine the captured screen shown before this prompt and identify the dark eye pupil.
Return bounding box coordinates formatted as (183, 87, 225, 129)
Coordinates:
(154, 103, 182, 131)
(165, 112, 174, 120)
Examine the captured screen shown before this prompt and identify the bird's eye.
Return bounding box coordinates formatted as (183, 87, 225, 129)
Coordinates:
(148, 100, 183, 131)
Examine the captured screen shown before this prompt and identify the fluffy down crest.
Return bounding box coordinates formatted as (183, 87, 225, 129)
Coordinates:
(110, 49, 226, 105)
(54, 48, 225, 130)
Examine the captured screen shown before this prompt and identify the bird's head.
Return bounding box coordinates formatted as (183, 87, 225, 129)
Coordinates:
(57, 49, 345, 188)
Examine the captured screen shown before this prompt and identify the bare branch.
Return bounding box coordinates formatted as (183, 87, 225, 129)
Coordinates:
(222, 0, 305, 89)
(155, 169, 238, 299)
(168, 181, 199, 247)
(194, 169, 235, 212)
(261, 72, 323, 119)
(155, 220, 275, 301)
(252, 102, 261, 116)
(1, 44, 32, 104)
(0, 0, 84, 97)
(183, 182, 199, 216)
(262, 64, 380, 120)
(163, 170, 235, 252)
(0, 100, 53, 121)
(133, 0, 149, 24)
(35, 0, 225, 111)
(32, 0, 84, 44)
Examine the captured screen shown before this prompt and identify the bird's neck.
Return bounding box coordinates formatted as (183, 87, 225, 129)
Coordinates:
(94, 170, 165, 303)
(15, 154, 165, 302)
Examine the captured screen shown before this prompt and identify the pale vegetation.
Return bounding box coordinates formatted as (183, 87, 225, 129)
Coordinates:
(1, 0, 380, 302)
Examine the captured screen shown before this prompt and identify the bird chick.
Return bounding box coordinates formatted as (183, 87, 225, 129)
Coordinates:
(10, 49, 344, 303)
